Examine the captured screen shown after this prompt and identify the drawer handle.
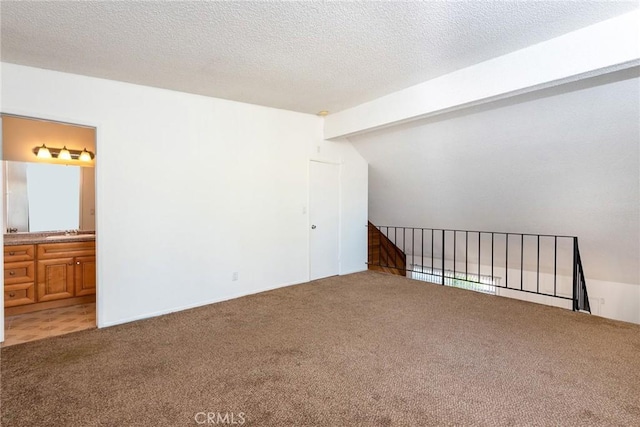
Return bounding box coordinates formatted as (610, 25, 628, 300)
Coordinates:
(9, 292, 15, 298)
(9, 251, 15, 256)
(9, 271, 15, 276)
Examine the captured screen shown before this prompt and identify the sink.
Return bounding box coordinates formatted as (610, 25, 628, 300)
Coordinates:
(45, 234, 94, 240)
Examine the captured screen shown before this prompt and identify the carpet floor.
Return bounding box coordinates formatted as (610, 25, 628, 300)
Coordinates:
(1, 271, 639, 426)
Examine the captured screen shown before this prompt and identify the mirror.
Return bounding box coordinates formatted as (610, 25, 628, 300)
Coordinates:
(3, 161, 95, 232)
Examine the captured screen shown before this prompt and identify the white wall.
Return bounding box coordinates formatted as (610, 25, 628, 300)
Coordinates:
(0, 63, 367, 333)
(0, 114, 3, 338)
(350, 70, 640, 324)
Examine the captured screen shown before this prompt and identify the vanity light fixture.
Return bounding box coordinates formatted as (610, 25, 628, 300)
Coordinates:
(32, 145, 95, 162)
(36, 144, 52, 159)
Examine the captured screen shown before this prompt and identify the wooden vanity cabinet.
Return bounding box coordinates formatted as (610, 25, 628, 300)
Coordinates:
(3, 245, 36, 307)
(4, 240, 96, 313)
(37, 241, 96, 302)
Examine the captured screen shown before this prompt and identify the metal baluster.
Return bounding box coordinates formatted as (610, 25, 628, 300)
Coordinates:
(520, 234, 524, 291)
(505, 234, 509, 288)
(378, 226, 382, 268)
(386, 226, 390, 269)
(441, 230, 445, 285)
(536, 235, 540, 294)
(402, 227, 406, 275)
(401, 228, 405, 274)
(394, 227, 398, 273)
(453, 231, 457, 282)
(421, 228, 424, 276)
(553, 236, 557, 297)
(383, 226, 388, 269)
(573, 237, 578, 311)
(465, 231, 468, 280)
(412, 228, 415, 276)
(478, 232, 481, 282)
(491, 233, 494, 284)
(431, 229, 434, 272)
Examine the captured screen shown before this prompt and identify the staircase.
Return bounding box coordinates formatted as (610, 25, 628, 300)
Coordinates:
(368, 222, 406, 276)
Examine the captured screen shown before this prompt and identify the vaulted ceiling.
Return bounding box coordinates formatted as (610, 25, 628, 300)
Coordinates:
(1, 1, 636, 114)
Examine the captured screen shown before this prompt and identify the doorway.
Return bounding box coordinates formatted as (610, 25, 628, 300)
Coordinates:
(309, 161, 339, 281)
(1, 114, 97, 346)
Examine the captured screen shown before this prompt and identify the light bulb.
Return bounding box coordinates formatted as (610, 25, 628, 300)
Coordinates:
(58, 146, 72, 160)
(37, 144, 52, 159)
(79, 148, 92, 162)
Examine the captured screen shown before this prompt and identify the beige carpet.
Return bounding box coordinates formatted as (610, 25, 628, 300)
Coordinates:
(2, 271, 639, 426)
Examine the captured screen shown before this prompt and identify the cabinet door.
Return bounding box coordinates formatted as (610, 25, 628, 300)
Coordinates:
(74, 255, 96, 297)
(37, 258, 75, 302)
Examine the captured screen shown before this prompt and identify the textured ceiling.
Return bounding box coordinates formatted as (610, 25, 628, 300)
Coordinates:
(1, 1, 637, 114)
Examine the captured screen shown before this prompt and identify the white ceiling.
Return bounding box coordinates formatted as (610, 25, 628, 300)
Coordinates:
(1, 1, 637, 114)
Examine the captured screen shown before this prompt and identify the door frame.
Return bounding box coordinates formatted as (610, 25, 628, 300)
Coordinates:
(0, 110, 101, 342)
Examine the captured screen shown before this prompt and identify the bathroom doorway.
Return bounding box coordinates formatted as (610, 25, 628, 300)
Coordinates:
(1, 114, 97, 346)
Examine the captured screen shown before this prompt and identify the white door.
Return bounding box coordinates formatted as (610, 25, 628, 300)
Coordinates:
(309, 161, 339, 280)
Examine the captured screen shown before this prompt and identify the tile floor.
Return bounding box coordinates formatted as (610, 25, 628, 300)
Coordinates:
(2, 303, 96, 347)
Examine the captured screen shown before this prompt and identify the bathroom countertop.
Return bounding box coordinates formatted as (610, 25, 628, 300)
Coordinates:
(4, 232, 96, 246)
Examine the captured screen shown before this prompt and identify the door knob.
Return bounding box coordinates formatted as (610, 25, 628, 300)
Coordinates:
(9, 271, 15, 276)
(311, 225, 317, 229)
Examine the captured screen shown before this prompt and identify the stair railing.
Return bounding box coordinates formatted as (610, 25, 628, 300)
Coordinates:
(367, 224, 591, 313)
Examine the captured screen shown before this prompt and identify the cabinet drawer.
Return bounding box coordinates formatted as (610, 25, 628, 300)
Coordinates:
(4, 245, 35, 262)
(4, 282, 36, 307)
(4, 261, 35, 285)
(37, 241, 95, 259)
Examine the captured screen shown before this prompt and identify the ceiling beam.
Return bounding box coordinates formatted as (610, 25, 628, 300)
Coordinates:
(324, 10, 640, 140)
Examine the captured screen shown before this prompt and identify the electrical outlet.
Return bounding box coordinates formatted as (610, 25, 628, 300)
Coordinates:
(232, 272, 239, 281)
